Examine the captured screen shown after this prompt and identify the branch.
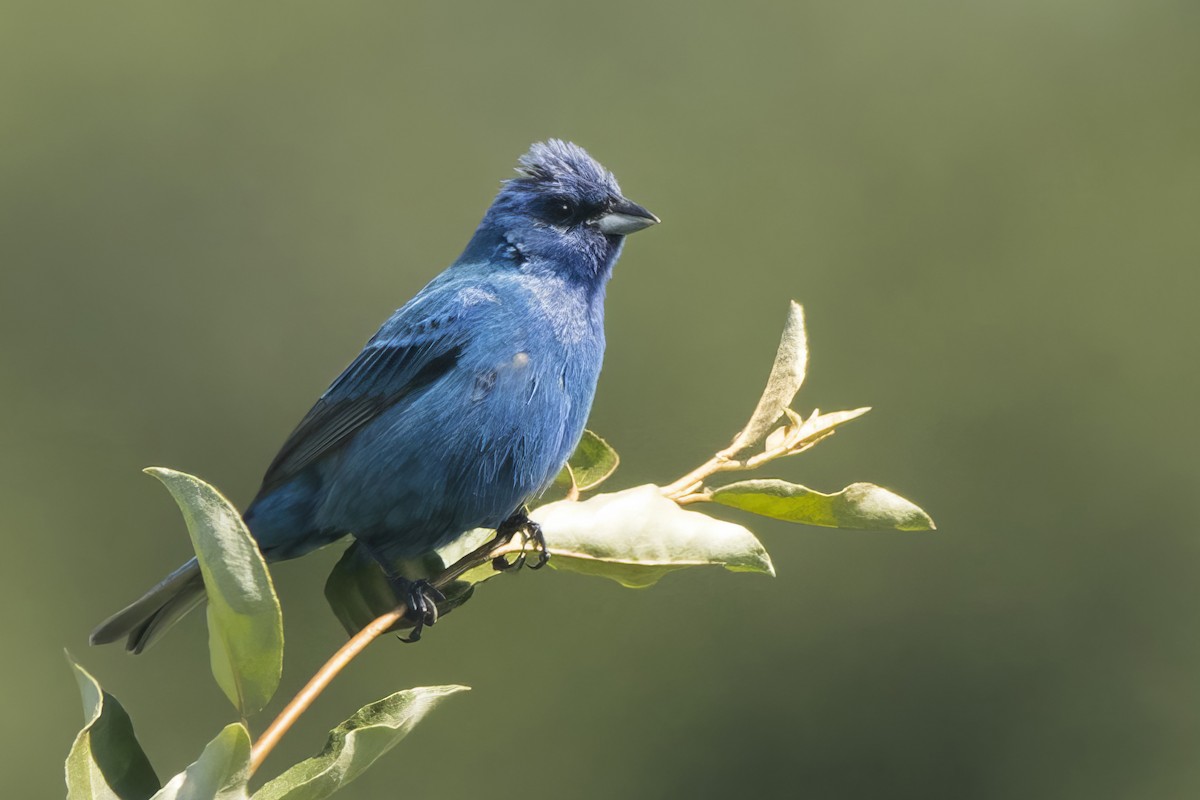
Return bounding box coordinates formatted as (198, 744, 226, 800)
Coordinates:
(248, 532, 526, 777)
(660, 407, 869, 501)
(251, 302, 841, 776)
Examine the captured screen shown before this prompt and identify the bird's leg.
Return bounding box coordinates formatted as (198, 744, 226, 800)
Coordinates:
(492, 507, 550, 571)
(358, 540, 446, 643)
(523, 518, 550, 570)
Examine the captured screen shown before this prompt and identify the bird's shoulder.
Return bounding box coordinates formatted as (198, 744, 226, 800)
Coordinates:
(367, 272, 503, 347)
(378, 266, 598, 350)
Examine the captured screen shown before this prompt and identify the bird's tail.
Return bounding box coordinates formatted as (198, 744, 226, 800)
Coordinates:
(89, 558, 207, 654)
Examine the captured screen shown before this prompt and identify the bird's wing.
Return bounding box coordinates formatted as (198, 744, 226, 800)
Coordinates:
(258, 289, 481, 492)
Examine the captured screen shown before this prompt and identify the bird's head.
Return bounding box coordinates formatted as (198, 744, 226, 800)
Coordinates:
(470, 140, 659, 284)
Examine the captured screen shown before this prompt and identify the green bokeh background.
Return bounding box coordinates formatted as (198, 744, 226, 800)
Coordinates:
(4, 2, 1198, 797)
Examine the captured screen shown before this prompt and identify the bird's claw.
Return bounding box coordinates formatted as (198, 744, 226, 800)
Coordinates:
(525, 520, 550, 569)
(492, 511, 550, 572)
(393, 578, 445, 643)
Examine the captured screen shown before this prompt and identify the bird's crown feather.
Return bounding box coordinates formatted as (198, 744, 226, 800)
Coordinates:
(513, 139, 616, 191)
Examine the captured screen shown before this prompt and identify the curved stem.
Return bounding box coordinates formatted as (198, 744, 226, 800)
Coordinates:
(660, 446, 744, 500)
(247, 533, 525, 777)
(249, 605, 405, 775)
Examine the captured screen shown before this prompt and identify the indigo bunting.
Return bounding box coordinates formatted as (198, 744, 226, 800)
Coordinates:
(91, 140, 658, 651)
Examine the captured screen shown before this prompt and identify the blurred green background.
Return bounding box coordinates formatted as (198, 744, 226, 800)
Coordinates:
(3, 1, 1198, 797)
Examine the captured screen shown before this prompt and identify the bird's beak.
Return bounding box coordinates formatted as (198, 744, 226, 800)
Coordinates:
(594, 198, 660, 235)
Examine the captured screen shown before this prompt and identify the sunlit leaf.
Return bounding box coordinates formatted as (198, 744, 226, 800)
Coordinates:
(145, 468, 283, 715)
(252, 686, 469, 800)
(547, 429, 620, 501)
(327, 483, 779, 632)
(151, 724, 250, 800)
(764, 424, 790, 452)
(711, 479, 936, 531)
(726, 301, 808, 455)
(566, 430, 620, 490)
(532, 485, 775, 588)
(431, 527, 506, 586)
(65, 656, 160, 800)
(786, 407, 871, 453)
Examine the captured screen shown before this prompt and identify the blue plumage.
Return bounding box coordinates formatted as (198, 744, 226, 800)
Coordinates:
(92, 140, 658, 651)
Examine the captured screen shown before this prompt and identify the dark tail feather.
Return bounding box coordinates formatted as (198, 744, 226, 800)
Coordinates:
(90, 558, 207, 654)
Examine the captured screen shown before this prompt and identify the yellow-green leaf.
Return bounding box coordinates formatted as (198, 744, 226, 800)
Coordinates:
(565, 430, 620, 490)
(253, 686, 469, 800)
(325, 482, 779, 633)
(150, 724, 250, 800)
(711, 479, 936, 531)
(533, 485, 775, 588)
(65, 656, 160, 800)
(727, 301, 808, 455)
(145, 468, 283, 715)
(548, 429, 621, 501)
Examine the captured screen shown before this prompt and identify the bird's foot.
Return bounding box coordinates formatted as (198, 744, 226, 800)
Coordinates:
(492, 509, 550, 572)
(388, 577, 446, 643)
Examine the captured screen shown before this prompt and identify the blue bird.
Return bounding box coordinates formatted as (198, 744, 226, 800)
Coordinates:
(91, 140, 658, 652)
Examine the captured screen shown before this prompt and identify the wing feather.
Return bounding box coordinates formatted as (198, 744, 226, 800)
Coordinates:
(257, 295, 477, 492)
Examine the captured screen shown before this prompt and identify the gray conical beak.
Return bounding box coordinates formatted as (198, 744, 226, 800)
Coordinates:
(595, 198, 660, 235)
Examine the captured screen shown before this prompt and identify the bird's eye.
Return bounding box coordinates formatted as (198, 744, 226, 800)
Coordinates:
(546, 197, 577, 225)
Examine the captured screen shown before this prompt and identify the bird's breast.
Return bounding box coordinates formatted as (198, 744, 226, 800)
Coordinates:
(466, 332, 601, 477)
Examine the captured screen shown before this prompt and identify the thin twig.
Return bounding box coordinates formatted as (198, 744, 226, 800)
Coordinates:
(659, 442, 783, 500)
(660, 418, 846, 500)
(248, 605, 406, 775)
(248, 533, 525, 777)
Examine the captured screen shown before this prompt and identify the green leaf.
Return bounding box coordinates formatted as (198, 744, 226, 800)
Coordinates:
(323, 536, 491, 636)
(65, 656, 160, 800)
(323, 544, 403, 637)
(710, 479, 936, 531)
(252, 686, 469, 800)
(326, 481, 777, 632)
(546, 429, 620, 502)
(145, 468, 283, 715)
(565, 430, 620, 491)
(532, 485, 776, 588)
(151, 724, 251, 800)
(727, 301, 808, 455)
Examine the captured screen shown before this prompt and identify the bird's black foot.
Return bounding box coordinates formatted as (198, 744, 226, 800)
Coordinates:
(388, 577, 446, 643)
(492, 508, 550, 572)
